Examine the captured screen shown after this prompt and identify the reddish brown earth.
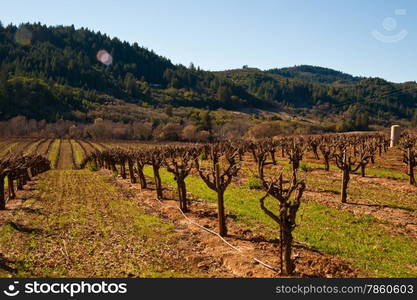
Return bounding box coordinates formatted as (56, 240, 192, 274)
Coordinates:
(36, 139, 53, 156)
(57, 139, 74, 170)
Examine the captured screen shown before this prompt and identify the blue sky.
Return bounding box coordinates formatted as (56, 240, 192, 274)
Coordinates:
(1, 0, 417, 82)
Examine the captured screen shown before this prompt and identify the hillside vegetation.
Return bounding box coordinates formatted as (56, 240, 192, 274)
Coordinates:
(1, 22, 417, 130)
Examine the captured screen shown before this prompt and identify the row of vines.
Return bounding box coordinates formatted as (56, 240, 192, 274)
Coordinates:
(2, 131, 414, 275)
(80, 131, 417, 275)
(0, 153, 51, 210)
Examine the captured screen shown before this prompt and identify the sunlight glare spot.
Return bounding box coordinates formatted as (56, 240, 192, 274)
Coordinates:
(96, 50, 113, 66)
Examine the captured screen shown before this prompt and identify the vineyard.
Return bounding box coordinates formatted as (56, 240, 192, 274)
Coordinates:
(0, 133, 416, 278)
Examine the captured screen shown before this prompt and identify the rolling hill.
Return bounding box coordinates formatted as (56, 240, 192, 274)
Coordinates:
(267, 65, 363, 84)
(1, 22, 417, 130)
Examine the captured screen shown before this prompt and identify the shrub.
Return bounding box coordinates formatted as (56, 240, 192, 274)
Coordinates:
(87, 162, 98, 172)
(199, 151, 207, 161)
(300, 162, 312, 173)
(244, 175, 263, 190)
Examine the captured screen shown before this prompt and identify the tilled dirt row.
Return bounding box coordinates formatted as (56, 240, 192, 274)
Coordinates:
(37, 139, 53, 156)
(57, 139, 74, 170)
(0, 170, 230, 277)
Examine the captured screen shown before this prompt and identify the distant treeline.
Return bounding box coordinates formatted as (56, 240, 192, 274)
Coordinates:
(0, 116, 352, 142)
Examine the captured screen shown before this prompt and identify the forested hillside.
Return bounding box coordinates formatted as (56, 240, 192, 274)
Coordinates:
(1, 22, 417, 131)
(218, 68, 417, 129)
(267, 65, 362, 84)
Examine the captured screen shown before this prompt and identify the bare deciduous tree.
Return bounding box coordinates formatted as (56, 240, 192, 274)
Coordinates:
(334, 145, 361, 203)
(284, 137, 306, 183)
(400, 133, 417, 186)
(147, 148, 165, 199)
(194, 143, 241, 236)
(0, 154, 50, 210)
(319, 141, 335, 171)
(134, 150, 148, 189)
(256, 143, 305, 275)
(164, 146, 200, 212)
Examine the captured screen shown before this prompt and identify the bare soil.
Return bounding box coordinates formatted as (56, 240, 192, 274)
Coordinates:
(57, 139, 74, 170)
(0, 170, 230, 277)
(37, 139, 53, 156)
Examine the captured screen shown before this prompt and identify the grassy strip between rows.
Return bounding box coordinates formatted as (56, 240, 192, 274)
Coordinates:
(305, 161, 407, 181)
(23, 139, 43, 155)
(70, 140, 85, 168)
(91, 142, 106, 151)
(273, 157, 408, 181)
(0, 141, 20, 157)
(0, 170, 202, 277)
(302, 171, 417, 211)
(143, 166, 417, 277)
(47, 139, 61, 169)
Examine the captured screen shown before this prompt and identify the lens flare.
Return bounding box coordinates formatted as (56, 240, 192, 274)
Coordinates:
(15, 26, 32, 46)
(96, 50, 113, 66)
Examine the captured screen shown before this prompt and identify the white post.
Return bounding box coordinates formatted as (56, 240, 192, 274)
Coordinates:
(390, 125, 401, 147)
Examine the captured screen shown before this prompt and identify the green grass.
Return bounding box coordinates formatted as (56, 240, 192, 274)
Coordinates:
(243, 159, 416, 211)
(0, 170, 203, 278)
(92, 142, 106, 151)
(143, 166, 417, 277)
(305, 171, 417, 211)
(243, 175, 263, 190)
(359, 166, 408, 180)
(70, 140, 85, 168)
(47, 139, 61, 169)
(276, 158, 407, 180)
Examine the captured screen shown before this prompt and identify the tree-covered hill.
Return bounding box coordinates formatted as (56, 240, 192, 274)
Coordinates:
(0, 22, 271, 121)
(0, 23, 173, 92)
(218, 68, 417, 127)
(1, 22, 417, 129)
(267, 65, 363, 84)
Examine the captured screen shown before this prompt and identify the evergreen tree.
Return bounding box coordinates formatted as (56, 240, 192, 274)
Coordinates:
(412, 110, 417, 127)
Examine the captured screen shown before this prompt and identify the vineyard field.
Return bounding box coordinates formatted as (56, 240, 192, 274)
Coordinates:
(0, 136, 416, 278)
